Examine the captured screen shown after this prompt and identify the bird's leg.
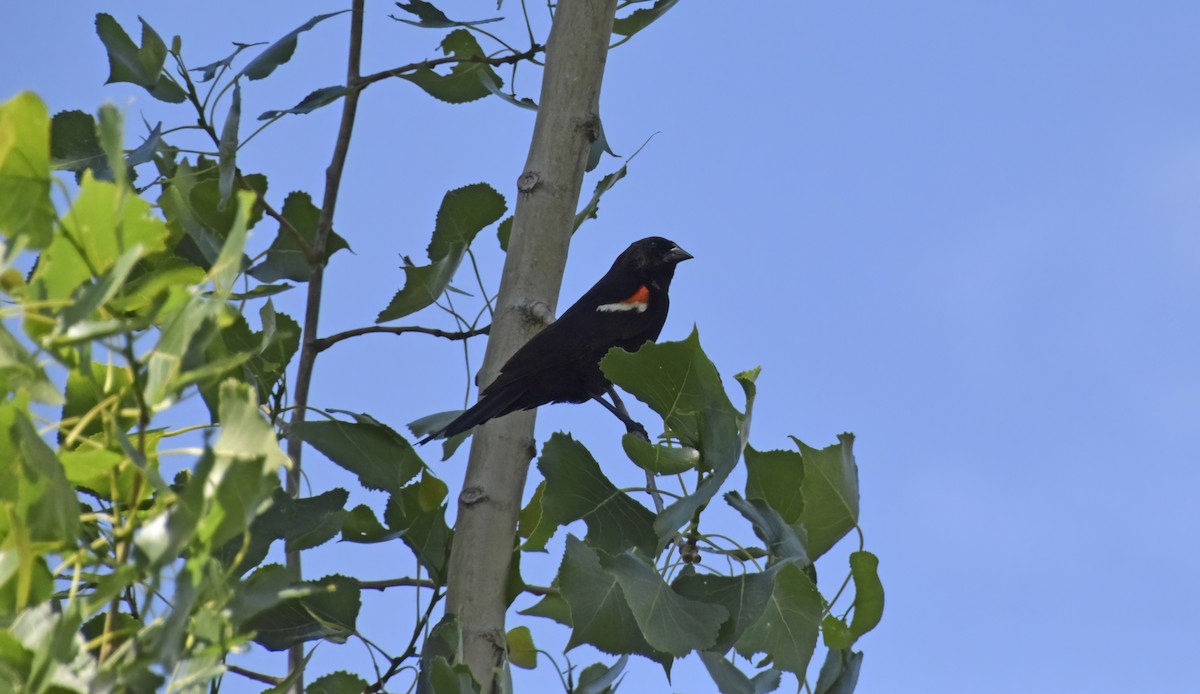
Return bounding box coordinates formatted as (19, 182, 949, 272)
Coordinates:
(593, 387, 665, 514)
(593, 387, 649, 441)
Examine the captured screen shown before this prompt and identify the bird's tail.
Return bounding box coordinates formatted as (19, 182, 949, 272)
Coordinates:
(418, 385, 528, 445)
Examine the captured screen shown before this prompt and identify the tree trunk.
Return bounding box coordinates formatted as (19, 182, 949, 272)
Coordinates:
(443, 0, 618, 689)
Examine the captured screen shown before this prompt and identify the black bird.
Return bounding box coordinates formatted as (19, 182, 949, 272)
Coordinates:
(420, 236, 692, 443)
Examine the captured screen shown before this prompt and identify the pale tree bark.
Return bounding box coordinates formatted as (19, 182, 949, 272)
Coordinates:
(443, 0, 618, 689)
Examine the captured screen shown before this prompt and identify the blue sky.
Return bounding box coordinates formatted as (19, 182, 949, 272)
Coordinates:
(5, 2, 1199, 692)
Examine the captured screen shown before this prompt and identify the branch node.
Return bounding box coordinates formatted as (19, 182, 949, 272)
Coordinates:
(519, 300, 554, 328)
(580, 113, 601, 143)
(517, 170, 541, 195)
(460, 486, 488, 506)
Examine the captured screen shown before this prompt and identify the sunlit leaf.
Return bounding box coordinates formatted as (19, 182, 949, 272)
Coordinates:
(506, 626, 537, 670)
(0, 92, 54, 248)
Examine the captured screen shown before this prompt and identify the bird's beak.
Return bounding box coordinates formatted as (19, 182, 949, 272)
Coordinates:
(665, 245, 694, 263)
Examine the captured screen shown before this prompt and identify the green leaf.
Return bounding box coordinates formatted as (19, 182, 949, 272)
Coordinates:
(735, 562, 824, 677)
(192, 42, 264, 83)
(127, 121, 163, 167)
(584, 116, 616, 173)
(517, 480, 555, 552)
(496, 215, 513, 250)
(94, 14, 186, 102)
(848, 551, 883, 640)
(392, 1, 503, 28)
(429, 656, 481, 694)
(601, 329, 750, 548)
(537, 433, 656, 556)
(197, 380, 289, 546)
(340, 504, 399, 543)
(399, 29, 502, 104)
(506, 626, 537, 670)
(478, 70, 538, 111)
(218, 488, 349, 575)
(576, 655, 629, 694)
(96, 103, 126, 188)
(49, 110, 108, 179)
(259, 85, 348, 120)
(601, 550, 728, 656)
(672, 569, 775, 653)
(0, 92, 54, 248)
(5, 408, 81, 545)
(698, 651, 781, 694)
(725, 492, 810, 566)
(208, 188, 255, 296)
(159, 157, 266, 269)
(291, 416, 423, 494)
(407, 410, 470, 461)
(745, 446, 804, 524)
(612, 0, 679, 38)
(821, 615, 854, 651)
(30, 172, 168, 304)
(61, 360, 136, 444)
(218, 84, 240, 205)
(377, 183, 506, 322)
(0, 323, 59, 403)
(383, 483, 453, 583)
(621, 434, 699, 475)
(557, 536, 671, 670)
(308, 671, 370, 694)
(518, 590, 571, 627)
(245, 574, 361, 650)
(225, 563, 293, 626)
(240, 12, 347, 81)
(55, 243, 144, 336)
(793, 434, 859, 560)
(813, 648, 863, 694)
(574, 165, 627, 232)
(248, 191, 350, 283)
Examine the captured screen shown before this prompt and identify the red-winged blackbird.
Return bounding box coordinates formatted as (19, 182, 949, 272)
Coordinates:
(420, 236, 692, 443)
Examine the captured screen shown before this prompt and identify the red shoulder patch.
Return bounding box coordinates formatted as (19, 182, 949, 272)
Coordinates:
(621, 285, 650, 305)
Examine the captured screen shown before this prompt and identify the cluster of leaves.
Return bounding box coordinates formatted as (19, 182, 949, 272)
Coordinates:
(0, 2, 881, 693)
(495, 331, 882, 693)
(1, 90, 313, 690)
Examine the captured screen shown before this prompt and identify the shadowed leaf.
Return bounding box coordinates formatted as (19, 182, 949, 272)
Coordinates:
(537, 433, 656, 556)
(240, 12, 348, 81)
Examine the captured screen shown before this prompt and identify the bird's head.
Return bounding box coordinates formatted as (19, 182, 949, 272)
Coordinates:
(616, 236, 693, 286)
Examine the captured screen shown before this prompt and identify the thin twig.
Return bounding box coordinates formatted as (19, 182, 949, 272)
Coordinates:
(311, 323, 489, 353)
(357, 576, 555, 596)
(226, 664, 283, 686)
(283, 0, 366, 686)
(356, 44, 543, 89)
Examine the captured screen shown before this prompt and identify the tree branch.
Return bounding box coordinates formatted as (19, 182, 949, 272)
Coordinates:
(357, 576, 556, 596)
(356, 44, 544, 89)
(442, 1, 618, 690)
(283, 1, 365, 688)
(311, 323, 489, 353)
